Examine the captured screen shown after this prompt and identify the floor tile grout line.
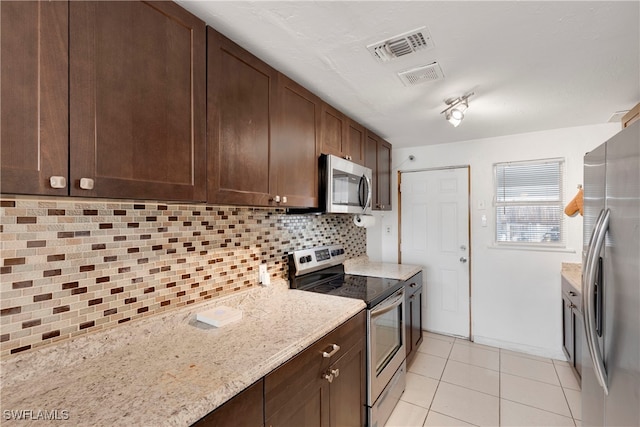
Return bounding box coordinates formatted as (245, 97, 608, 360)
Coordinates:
(500, 370, 564, 388)
(499, 396, 577, 420)
(427, 409, 482, 427)
(551, 358, 580, 426)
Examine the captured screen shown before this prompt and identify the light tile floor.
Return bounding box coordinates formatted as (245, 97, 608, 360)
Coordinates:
(385, 332, 581, 427)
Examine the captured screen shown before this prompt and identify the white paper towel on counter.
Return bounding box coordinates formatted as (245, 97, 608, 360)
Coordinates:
(353, 214, 376, 228)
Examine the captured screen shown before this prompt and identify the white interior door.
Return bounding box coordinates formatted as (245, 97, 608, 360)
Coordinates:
(400, 167, 470, 338)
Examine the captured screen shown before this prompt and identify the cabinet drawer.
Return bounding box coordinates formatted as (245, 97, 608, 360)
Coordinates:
(405, 272, 423, 297)
(561, 276, 582, 312)
(264, 310, 365, 419)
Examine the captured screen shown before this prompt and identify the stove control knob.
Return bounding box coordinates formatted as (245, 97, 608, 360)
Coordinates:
(305, 255, 312, 263)
(299, 256, 307, 264)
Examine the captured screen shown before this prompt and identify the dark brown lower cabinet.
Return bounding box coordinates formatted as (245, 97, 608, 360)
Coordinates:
(191, 311, 366, 427)
(405, 272, 424, 364)
(192, 379, 264, 427)
(265, 311, 366, 427)
(561, 276, 583, 384)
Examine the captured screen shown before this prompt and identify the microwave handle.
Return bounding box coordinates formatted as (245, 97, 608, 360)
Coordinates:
(360, 174, 372, 212)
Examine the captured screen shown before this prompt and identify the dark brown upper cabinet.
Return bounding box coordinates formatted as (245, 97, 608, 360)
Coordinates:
(365, 130, 392, 211)
(271, 74, 321, 208)
(208, 28, 319, 208)
(1, 1, 206, 202)
(69, 1, 206, 201)
(1, 1, 69, 196)
(319, 103, 365, 166)
(207, 28, 276, 206)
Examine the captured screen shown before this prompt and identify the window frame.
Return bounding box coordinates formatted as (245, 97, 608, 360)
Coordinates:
(493, 157, 566, 248)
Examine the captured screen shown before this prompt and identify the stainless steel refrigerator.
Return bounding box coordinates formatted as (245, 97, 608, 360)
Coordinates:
(582, 120, 639, 426)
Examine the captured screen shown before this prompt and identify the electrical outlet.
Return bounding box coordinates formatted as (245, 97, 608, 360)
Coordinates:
(385, 226, 392, 234)
(259, 264, 267, 282)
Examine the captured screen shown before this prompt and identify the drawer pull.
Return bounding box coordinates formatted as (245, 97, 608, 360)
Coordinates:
(322, 343, 340, 358)
(322, 368, 340, 383)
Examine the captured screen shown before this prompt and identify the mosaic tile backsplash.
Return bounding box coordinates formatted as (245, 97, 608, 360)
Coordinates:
(0, 198, 366, 359)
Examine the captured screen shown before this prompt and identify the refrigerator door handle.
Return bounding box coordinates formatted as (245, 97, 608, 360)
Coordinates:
(583, 208, 610, 395)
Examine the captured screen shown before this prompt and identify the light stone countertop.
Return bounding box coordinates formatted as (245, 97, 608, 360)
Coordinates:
(562, 262, 582, 292)
(0, 280, 365, 427)
(344, 257, 422, 281)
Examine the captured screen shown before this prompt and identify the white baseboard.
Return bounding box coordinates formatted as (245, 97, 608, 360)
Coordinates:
(472, 335, 567, 361)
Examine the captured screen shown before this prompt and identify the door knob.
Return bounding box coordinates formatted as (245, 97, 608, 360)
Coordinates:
(459, 257, 468, 263)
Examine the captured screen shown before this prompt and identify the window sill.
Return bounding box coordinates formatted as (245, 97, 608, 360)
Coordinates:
(488, 244, 577, 254)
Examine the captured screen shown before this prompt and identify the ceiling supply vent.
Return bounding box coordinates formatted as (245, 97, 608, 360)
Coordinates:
(397, 63, 444, 86)
(367, 26, 434, 63)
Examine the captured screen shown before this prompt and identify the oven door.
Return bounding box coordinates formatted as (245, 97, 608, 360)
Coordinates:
(368, 288, 406, 405)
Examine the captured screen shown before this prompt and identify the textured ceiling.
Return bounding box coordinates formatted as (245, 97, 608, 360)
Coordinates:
(178, 1, 640, 148)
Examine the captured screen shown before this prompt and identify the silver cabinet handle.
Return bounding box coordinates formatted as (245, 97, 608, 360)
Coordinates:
(330, 368, 339, 378)
(79, 178, 94, 190)
(273, 195, 281, 203)
(323, 372, 334, 383)
(322, 343, 340, 358)
(282, 196, 287, 204)
(49, 176, 67, 189)
(460, 257, 468, 263)
(583, 208, 609, 395)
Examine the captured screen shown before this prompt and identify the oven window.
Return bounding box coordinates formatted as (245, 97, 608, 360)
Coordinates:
(373, 304, 402, 376)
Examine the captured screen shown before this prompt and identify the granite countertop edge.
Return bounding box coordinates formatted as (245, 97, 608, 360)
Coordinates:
(561, 262, 582, 292)
(344, 257, 423, 281)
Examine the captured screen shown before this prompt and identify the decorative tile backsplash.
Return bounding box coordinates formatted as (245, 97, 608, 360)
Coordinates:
(0, 197, 366, 359)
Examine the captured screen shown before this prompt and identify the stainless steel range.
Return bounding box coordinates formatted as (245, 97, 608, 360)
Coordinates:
(288, 245, 406, 427)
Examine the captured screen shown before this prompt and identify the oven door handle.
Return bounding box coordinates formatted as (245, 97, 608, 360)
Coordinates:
(371, 290, 404, 316)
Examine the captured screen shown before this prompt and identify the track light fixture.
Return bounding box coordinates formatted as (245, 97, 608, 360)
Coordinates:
(441, 92, 474, 127)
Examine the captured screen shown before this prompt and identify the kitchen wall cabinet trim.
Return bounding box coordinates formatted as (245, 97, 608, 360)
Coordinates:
(1, 0, 69, 196)
(69, 1, 207, 202)
(622, 102, 640, 128)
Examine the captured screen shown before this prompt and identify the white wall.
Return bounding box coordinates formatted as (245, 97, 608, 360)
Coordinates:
(367, 123, 621, 358)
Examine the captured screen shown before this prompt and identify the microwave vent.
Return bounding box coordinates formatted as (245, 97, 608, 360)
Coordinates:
(397, 63, 444, 86)
(367, 27, 434, 63)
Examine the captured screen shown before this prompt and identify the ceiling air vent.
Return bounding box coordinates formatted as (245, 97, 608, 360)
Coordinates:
(367, 27, 434, 63)
(397, 63, 444, 87)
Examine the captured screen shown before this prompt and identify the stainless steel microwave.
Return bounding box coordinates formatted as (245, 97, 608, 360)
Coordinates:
(322, 154, 372, 215)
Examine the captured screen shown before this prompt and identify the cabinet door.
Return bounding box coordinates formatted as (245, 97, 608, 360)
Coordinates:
(271, 74, 320, 208)
(207, 28, 276, 206)
(329, 338, 366, 427)
(573, 309, 583, 381)
(69, 1, 206, 201)
(377, 139, 392, 210)
(345, 120, 365, 165)
(1, 0, 68, 196)
(320, 103, 346, 157)
(562, 296, 574, 363)
(411, 286, 424, 352)
(193, 379, 264, 427)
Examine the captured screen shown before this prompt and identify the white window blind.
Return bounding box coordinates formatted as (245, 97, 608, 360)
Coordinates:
(495, 158, 565, 245)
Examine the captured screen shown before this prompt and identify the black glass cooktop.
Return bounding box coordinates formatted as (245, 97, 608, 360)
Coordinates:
(299, 273, 403, 308)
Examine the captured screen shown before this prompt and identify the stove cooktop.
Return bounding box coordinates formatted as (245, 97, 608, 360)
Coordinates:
(299, 273, 403, 308)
